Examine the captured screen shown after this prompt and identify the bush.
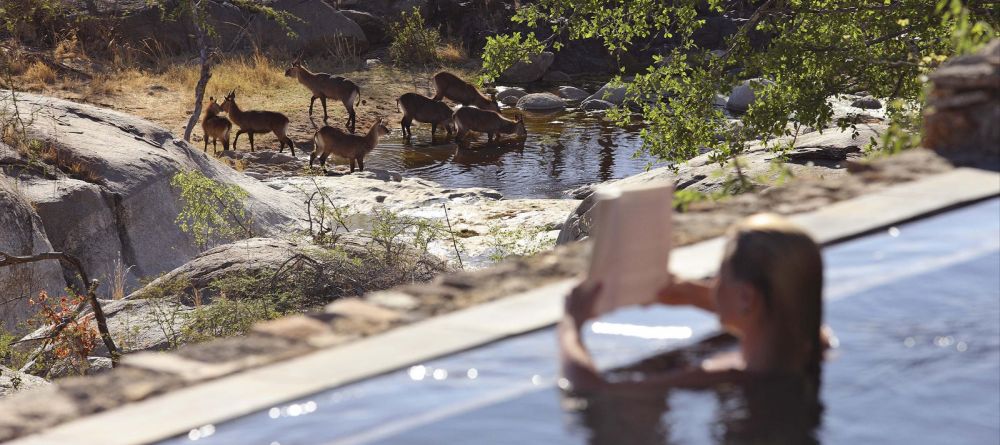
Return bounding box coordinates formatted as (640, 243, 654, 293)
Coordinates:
(171, 170, 253, 250)
(389, 7, 440, 66)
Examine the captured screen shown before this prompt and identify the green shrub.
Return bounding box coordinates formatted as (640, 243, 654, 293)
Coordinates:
(171, 170, 253, 250)
(389, 7, 440, 66)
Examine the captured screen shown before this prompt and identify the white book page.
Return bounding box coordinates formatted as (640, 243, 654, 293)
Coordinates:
(584, 181, 674, 315)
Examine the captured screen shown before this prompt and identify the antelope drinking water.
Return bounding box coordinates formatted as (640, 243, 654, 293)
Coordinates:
(453, 106, 526, 144)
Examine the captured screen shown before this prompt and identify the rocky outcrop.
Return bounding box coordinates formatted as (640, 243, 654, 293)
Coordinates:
(265, 170, 579, 268)
(543, 71, 572, 83)
(851, 96, 883, 110)
(495, 87, 527, 104)
(0, 366, 48, 398)
(0, 175, 67, 330)
(516, 93, 567, 111)
(500, 52, 555, 83)
(557, 124, 886, 243)
(78, 0, 368, 56)
(0, 93, 306, 328)
(340, 9, 387, 44)
(924, 39, 1000, 159)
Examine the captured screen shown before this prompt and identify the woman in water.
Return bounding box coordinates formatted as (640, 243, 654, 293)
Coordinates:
(560, 213, 828, 392)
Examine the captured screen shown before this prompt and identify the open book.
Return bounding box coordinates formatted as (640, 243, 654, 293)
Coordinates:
(584, 180, 674, 315)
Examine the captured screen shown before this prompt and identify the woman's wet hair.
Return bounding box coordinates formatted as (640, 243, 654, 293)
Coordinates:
(724, 213, 824, 376)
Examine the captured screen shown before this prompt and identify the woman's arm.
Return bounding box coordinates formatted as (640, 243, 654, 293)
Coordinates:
(656, 277, 717, 313)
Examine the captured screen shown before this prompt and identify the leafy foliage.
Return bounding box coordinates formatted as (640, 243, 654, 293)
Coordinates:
(171, 170, 253, 250)
(390, 7, 441, 66)
(482, 0, 998, 168)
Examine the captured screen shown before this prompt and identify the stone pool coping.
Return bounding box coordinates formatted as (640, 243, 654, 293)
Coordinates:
(8, 167, 999, 445)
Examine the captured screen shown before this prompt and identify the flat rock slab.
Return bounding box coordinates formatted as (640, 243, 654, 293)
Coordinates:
(557, 86, 591, 101)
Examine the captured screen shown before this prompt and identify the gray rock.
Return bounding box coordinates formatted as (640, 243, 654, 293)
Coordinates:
(495, 87, 527, 103)
(340, 9, 387, 44)
(365, 58, 383, 70)
(0, 175, 67, 330)
(0, 366, 49, 398)
(557, 86, 590, 102)
(584, 81, 628, 105)
(727, 78, 774, 113)
(543, 71, 572, 83)
(581, 99, 615, 111)
(516, 93, 567, 111)
(557, 125, 885, 243)
(851, 96, 883, 109)
(1, 93, 306, 328)
(501, 95, 520, 106)
(500, 52, 555, 83)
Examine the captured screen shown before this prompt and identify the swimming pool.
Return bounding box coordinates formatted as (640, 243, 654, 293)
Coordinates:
(161, 198, 1000, 444)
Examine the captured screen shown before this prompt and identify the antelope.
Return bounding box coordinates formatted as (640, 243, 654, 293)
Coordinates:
(397, 92, 455, 140)
(285, 61, 362, 132)
(220, 90, 295, 156)
(311, 117, 390, 173)
(453, 106, 526, 144)
(431, 71, 499, 112)
(201, 97, 231, 154)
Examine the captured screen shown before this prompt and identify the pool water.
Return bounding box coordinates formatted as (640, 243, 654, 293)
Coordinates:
(359, 109, 663, 199)
(162, 199, 1000, 444)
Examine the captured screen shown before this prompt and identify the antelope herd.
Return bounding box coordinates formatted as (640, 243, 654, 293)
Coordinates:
(203, 64, 526, 173)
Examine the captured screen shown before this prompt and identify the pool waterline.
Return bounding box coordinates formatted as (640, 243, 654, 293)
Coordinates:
(160, 199, 1000, 444)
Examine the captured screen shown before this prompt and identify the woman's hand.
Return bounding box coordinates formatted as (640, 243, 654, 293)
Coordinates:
(565, 282, 602, 326)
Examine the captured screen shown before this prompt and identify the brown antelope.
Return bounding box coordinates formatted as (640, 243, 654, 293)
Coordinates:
(453, 106, 526, 144)
(311, 118, 390, 173)
(397, 92, 455, 140)
(285, 61, 361, 132)
(431, 71, 499, 112)
(220, 90, 295, 156)
(201, 97, 231, 154)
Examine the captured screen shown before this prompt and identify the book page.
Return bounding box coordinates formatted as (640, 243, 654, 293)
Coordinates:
(583, 180, 674, 315)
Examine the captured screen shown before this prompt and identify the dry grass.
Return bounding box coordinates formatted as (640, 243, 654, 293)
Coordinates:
(41, 145, 103, 184)
(437, 41, 469, 65)
(23, 61, 56, 87)
(10, 48, 479, 153)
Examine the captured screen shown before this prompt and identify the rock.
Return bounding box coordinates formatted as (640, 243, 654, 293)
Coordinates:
(265, 173, 579, 268)
(516, 93, 567, 111)
(557, 86, 590, 102)
(340, 9, 387, 44)
(80, 0, 368, 56)
(581, 99, 615, 111)
(499, 52, 555, 83)
(727, 78, 774, 113)
(924, 38, 1000, 159)
(0, 175, 67, 330)
(584, 80, 629, 105)
(0, 93, 306, 328)
(1, 366, 49, 398)
(557, 125, 885, 243)
(365, 58, 382, 70)
(851, 96, 883, 109)
(543, 71, 572, 83)
(501, 95, 520, 106)
(495, 87, 527, 103)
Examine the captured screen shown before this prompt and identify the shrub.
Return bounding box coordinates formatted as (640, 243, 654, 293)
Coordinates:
(389, 7, 440, 66)
(171, 170, 253, 250)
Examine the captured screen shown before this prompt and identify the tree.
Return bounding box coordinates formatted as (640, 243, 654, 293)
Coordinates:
(481, 0, 997, 170)
(164, 0, 295, 143)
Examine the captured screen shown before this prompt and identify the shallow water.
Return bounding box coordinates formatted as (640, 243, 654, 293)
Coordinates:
(360, 109, 662, 199)
(161, 199, 1000, 444)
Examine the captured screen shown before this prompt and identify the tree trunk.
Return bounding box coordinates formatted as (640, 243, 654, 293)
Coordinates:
(183, 2, 211, 142)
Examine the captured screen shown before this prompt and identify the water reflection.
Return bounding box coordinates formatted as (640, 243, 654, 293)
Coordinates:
(360, 109, 661, 198)
(567, 338, 822, 445)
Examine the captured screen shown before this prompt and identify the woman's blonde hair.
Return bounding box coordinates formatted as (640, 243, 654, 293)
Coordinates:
(724, 213, 824, 375)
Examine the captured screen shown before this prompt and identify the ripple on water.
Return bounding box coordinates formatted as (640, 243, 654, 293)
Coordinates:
(362, 109, 664, 199)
